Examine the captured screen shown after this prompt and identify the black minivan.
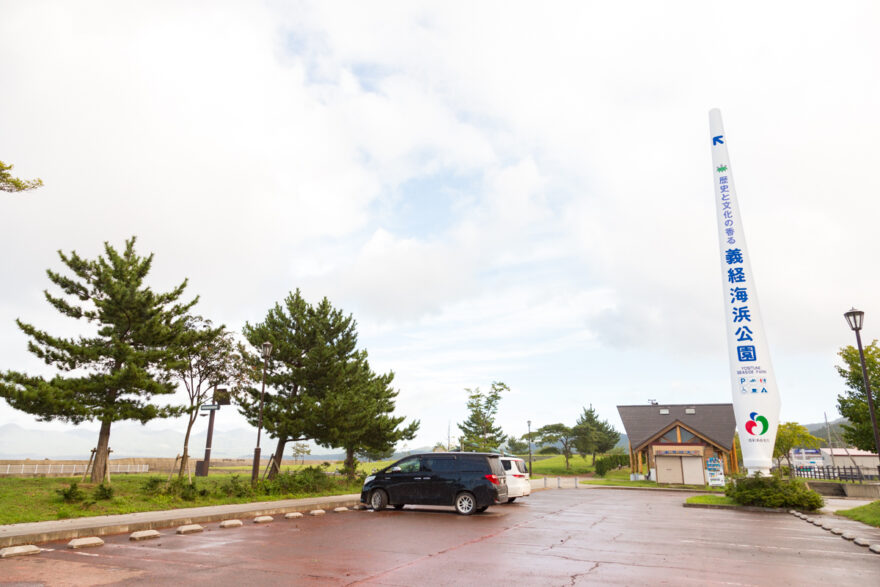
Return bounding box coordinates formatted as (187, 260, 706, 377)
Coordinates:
(361, 452, 508, 515)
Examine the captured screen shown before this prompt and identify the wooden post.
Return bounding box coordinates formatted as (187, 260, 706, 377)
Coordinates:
(104, 448, 113, 484)
(82, 448, 96, 482)
(168, 455, 180, 482)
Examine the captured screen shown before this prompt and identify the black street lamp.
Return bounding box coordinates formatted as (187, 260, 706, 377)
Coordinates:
(251, 341, 273, 483)
(527, 420, 533, 476)
(843, 308, 880, 461)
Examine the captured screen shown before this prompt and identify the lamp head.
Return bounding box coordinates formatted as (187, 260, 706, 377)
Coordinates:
(844, 308, 864, 332)
(262, 341, 273, 359)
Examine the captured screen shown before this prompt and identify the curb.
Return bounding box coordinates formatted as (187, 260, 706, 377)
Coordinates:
(682, 502, 788, 513)
(0, 494, 361, 548)
(581, 484, 720, 495)
(787, 509, 880, 553)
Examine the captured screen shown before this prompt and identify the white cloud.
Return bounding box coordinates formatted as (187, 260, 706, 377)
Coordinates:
(2, 1, 878, 452)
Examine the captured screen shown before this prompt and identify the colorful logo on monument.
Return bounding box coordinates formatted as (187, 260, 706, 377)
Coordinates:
(745, 412, 768, 436)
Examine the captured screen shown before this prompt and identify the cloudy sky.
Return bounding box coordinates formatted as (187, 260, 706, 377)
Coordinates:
(2, 1, 878, 456)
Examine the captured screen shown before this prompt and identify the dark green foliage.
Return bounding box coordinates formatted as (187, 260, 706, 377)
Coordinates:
(457, 382, 508, 452)
(538, 446, 560, 455)
(240, 290, 418, 479)
(162, 478, 206, 501)
(263, 467, 335, 495)
(218, 474, 254, 498)
(594, 454, 629, 477)
(94, 483, 114, 501)
(56, 482, 85, 503)
(505, 437, 529, 454)
(237, 291, 355, 478)
(836, 341, 880, 451)
(0, 238, 195, 482)
(317, 360, 419, 479)
(574, 405, 621, 462)
(140, 477, 165, 493)
(725, 474, 824, 510)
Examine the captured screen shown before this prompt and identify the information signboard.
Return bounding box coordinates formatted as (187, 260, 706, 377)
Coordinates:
(706, 457, 725, 487)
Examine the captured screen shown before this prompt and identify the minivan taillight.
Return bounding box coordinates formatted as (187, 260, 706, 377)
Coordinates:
(484, 474, 500, 485)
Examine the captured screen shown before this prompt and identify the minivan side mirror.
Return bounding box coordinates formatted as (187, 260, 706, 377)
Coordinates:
(389, 466, 402, 473)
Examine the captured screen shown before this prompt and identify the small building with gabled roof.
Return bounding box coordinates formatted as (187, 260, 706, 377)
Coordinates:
(617, 403, 738, 484)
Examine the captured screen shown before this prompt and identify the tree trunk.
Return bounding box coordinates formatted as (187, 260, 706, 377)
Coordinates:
(344, 447, 357, 479)
(91, 420, 112, 484)
(179, 412, 195, 478)
(266, 436, 288, 480)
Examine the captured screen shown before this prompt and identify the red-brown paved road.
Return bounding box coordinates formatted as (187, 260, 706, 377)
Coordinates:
(2, 489, 879, 586)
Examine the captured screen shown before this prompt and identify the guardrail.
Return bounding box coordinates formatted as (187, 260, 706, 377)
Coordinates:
(0, 464, 149, 476)
(793, 465, 880, 483)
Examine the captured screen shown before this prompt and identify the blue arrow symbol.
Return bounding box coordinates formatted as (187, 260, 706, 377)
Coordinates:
(713, 135, 724, 145)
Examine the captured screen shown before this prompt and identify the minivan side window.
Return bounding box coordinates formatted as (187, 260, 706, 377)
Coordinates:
(501, 460, 512, 471)
(421, 457, 456, 472)
(395, 457, 420, 473)
(515, 460, 527, 474)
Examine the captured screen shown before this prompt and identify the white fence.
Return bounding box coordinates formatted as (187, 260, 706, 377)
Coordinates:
(0, 463, 149, 475)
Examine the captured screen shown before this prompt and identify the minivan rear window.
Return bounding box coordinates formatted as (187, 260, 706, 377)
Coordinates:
(515, 460, 527, 474)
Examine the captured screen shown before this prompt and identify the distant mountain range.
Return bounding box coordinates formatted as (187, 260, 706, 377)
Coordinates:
(804, 417, 850, 447)
(0, 422, 382, 461)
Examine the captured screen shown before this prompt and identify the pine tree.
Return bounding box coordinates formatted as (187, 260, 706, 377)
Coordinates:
(457, 381, 508, 452)
(0, 238, 194, 482)
(1, 159, 43, 192)
(238, 290, 361, 479)
(314, 357, 419, 478)
(574, 405, 620, 463)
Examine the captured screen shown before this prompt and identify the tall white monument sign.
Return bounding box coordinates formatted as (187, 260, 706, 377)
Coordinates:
(709, 109, 780, 476)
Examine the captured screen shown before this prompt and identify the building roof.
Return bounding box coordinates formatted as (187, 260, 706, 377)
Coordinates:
(822, 448, 879, 457)
(617, 403, 736, 451)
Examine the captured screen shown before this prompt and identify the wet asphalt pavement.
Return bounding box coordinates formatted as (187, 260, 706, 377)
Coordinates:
(2, 488, 879, 586)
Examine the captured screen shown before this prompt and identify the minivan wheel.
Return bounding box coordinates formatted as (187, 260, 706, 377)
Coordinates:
(454, 491, 477, 515)
(370, 489, 388, 511)
(507, 497, 517, 503)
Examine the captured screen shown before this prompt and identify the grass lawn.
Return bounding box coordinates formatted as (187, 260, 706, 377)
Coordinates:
(835, 500, 880, 528)
(685, 495, 736, 506)
(579, 469, 725, 492)
(529, 454, 595, 476)
(0, 472, 364, 526)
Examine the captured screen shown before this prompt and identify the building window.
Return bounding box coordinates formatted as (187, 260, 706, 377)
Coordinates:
(685, 408, 695, 414)
(659, 408, 669, 415)
(659, 428, 678, 443)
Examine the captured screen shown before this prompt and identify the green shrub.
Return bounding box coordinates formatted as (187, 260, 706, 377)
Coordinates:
(538, 446, 560, 455)
(218, 474, 253, 498)
(594, 454, 629, 477)
(140, 477, 165, 493)
(263, 466, 334, 495)
(56, 482, 85, 503)
(94, 482, 114, 501)
(725, 473, 824, 510)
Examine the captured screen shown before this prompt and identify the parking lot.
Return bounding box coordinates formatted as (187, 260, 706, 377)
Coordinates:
(2, 488, 879, 586)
